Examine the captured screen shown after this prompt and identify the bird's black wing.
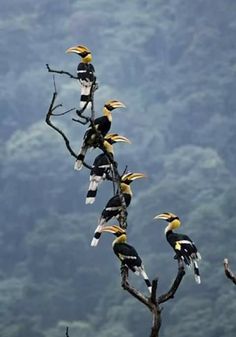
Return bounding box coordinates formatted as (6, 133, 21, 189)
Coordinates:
(169, 232, 199, 265)
(114, 243, 142, 271)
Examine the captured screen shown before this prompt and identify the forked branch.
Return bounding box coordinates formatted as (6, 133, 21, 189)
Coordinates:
(45, 75, 129, 222)
(120, 260, 185, 337)
(224, 258, 236, 285)
(45, 78, 93, 169)
(45, 88, 77, 159)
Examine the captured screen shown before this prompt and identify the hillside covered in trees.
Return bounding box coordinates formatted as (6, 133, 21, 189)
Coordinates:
(0, 0, 236, 336)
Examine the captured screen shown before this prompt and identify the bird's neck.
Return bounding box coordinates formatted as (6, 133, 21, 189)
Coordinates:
(113, 234, 127, 246)
(165, 223, 173, 235)
(103, 142, 114, 156)
(103, 107, 112, 122)
(120, 183, 132, 196)
(82, 54, 92, 63)
(103, 140, 114, 156)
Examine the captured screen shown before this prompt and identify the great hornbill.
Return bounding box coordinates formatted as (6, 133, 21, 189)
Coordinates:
(154, 212, 201, 284)
(91, 172, 146, 246)
(74, 99, 126, 170)
(66, 44, 96, 110)
(102, 225, 152, 293)
(86, 133, 131, 205)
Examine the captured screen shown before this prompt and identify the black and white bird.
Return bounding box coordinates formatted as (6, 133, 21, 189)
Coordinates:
(66, 44, 96, 110)
(86, 133, 131, 204)
(74, 99, 126, 170)
(91, 172, 146, 247)
(154, 212, 201, 284)
(102, 225, 152, 293)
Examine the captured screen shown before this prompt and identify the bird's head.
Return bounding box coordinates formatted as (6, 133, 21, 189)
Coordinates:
(102, 225, 126, 237)
(103, 133, 131, 155)
(120, 172, 146, 194)
(154, 212, 181, 230)
(102, 225, 127, 244)
(66, 45, 92, 63)
(103, 100, 126, 117)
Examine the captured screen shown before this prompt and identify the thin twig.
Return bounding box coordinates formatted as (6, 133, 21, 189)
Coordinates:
(46, 64, 78, 79)
(52, 107, 76, 116)
(65, 326, 69, 337)
(224, 258, 236, 285)
(45, 91, 77, 158)
(72, 117, 89, 125)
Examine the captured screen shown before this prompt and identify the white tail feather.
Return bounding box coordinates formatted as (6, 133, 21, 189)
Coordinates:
(89, 176, 103, 191)
(91, 237, 99, 247)
(195, 274, 201, 284)
(80, 82, 92, 109)
(74, 159, 83, 171)
(193, 261, 201, 284)
(74, 145, 88, 170)
(90, 224, 105, 247)
(140, 268, 152, 293)
(196, 252, 202, 260)
(81, 82, 92, 94)
(85, 197, 95, 205)
(80, 101, 92, 109)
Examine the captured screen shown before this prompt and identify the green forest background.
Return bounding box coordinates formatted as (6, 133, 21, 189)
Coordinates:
(1, 0, 236, 336)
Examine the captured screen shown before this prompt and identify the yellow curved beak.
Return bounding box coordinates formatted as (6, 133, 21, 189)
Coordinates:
(153, 212, 177, 220)
(122, 172, 146, 182)
(104, 100, 126, 110)
(66, 44, 91, 55)
(102, 225, 126, 234)
(105, 133, 131, 144)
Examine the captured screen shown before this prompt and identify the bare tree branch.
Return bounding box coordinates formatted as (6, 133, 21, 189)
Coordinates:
(52, 107, 76, 117)
(45, 79, 93, 170)
(120, 260, 185, 337)
(121, 265, 151, 309)
(45, 75, 128, 220)
(46, 90, 77, 159)
(158, 259, 185, 304)
(46, 62, 187, 337)
(46, 64, 78, 79)
(224, 258, 236, 285)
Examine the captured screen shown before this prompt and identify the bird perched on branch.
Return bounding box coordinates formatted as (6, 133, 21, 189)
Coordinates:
(86, 133, 131, 205)
(74, 99, 126, 170)
(91, 172, 146, 246)
(154, 212, 201, 284)
(102, 225, 152, 293)
(66, 44, 96, 110)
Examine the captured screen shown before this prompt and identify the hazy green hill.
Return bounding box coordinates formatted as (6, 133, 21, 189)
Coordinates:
(1, 0, 236, 336)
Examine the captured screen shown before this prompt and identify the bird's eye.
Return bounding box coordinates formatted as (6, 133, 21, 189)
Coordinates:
(81, 51, 89, 57)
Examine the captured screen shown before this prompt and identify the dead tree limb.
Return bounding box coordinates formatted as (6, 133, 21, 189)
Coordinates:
(224, 258, 236, 285)
(46, 64, 78, 79)
(120, 260, 185, 337)
(46, 89, 77, 159)
(45, 75, 129, 224)
(158, 259, 185, 304)
(45, 78, 93, 170)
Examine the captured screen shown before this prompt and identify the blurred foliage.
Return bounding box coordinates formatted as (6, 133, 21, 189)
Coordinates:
(1, 0, 236, 336)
